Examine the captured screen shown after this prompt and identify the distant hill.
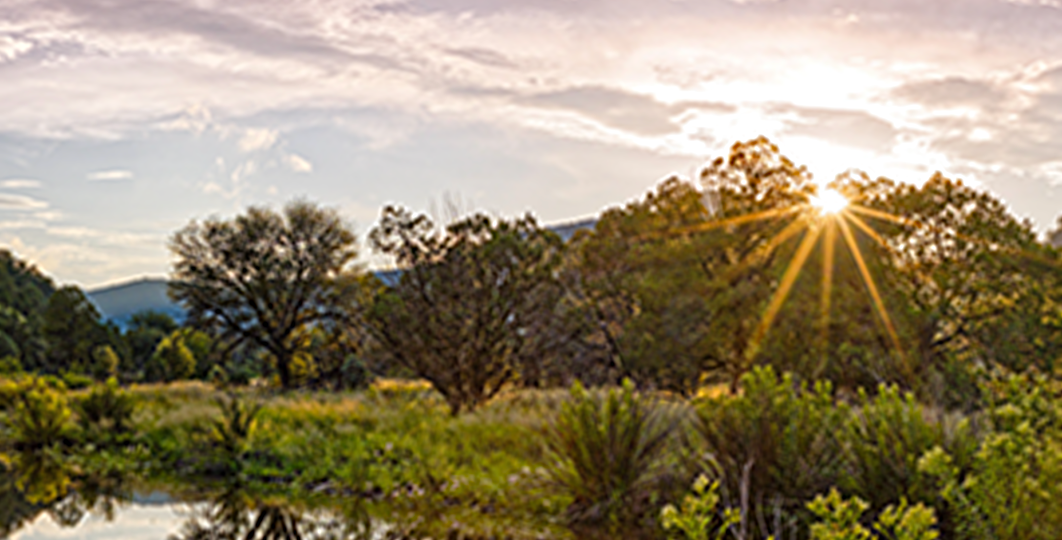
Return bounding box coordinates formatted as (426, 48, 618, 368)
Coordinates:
(87, 278, 184, 328)
(86, 218, 598, 325)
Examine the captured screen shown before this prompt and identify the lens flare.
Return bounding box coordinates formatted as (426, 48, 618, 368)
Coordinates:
(810, 188, 849, 215)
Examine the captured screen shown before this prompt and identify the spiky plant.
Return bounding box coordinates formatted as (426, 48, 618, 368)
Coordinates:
(209, 393, 262, 467)
(543, 378, 675, 527)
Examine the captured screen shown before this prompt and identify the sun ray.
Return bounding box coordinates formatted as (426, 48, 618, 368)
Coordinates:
(836, 213, 909, 377)
(634, 205, 803, 243)
(747, 223, 823, 360)
(818, 219, 836, 376)
(849, 203, 1062, 271)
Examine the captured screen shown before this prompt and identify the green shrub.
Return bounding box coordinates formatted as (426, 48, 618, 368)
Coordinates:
(9, 377, 72, 449)
(543, 379, 675, 527)
(73, 378, 136, 445)
(807, 488, 938, 540)
(90, 345, 119, 381)
(844, 385, 975, 511)
(0, 355, 22, 375)
(661, 475, 739, 540)
(919, 374, 1062, 540)
(695, 366, 847, 536)
(60, 371, 93, 390)
(149, 332, 196, 382)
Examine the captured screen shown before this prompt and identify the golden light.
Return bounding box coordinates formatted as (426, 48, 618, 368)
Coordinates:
(810, 188, 849, 215)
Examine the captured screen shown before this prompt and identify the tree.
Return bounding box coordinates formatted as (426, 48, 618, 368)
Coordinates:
(575, 138, 816, 393)
(123, 310, 179, 378)
(367, 206, 567, 414)
(860, 173, 1054, 373)
(0, 250, 54, 370)
(148, 331, 196, 382)
(168, 200, 361, 389)
(41, 286, 107, 374)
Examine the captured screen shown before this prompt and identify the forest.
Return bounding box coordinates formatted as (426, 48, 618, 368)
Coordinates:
(2, 137, 1062, 539)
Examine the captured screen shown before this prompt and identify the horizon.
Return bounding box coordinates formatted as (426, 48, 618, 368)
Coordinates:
(3, 0, 1062, 287)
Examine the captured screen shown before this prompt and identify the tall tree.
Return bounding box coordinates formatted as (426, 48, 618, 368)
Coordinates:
(41, 286, 106, 373)
(575, 137, 816, 393)
(168, 200, 361, 388)
(0, 250, 54, 369)
(367, 206, 567, 414)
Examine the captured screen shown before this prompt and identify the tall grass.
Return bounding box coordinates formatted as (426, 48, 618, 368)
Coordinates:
(543, 379, 676, 527)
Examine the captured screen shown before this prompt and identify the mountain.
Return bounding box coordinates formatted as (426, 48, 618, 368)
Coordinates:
(87, 278, 183, 328)
(86, 218, 597, 325)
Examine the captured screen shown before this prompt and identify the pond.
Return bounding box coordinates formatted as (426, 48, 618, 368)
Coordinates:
(2, 455, 395, 540)
(6, 486, 395, 540)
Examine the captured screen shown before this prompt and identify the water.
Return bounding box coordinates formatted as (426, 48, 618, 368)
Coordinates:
(2, 478, 390, 540)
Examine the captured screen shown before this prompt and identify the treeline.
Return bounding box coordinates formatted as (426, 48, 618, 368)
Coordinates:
(3, 137, 1062, 411)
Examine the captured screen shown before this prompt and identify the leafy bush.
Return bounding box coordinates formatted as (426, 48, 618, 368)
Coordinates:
(148, 332, 196, 382)
(661, 475, 739, 540)
(695, 366, 847, 536)
(543, 379, 675, 527)
(60, 371, 93, 390)
(0, 355, 22, 375)
(90, 345, 119, 381)
(807, 488, 938, 540)
(919, 374, 1062, 540)
(844, 385, 975, 512)
(8, 377, 72, 449)
(73, 378, 137, 445)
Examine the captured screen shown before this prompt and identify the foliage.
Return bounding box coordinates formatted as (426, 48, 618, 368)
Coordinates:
(368, 206, 568, 414)
(91, 345, 119, 381)
(41, 286, 107, 374)
(0, 250, 53, 370)
(7, 377, 72, 449)
(919, 374, 1062, 540)
(123, 310, 178, 378)
(543, 379, 675, 527)
(844, 385, 974, 512)
(73, 378, 136, 445)
(169, 200, 364, 389)
(807, 488, 938, 540)
(660, 475, 739, 540)
(59, 371, 93, 390)
(695, 366, 847, 537)
(0, 355, 22, 375)
(208, 393, 263, 473)
(148, 330, 197, 382)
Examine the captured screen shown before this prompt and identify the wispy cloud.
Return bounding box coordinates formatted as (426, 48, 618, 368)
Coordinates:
(0, 179, 42, 189)
(87, 169, 133, 181)
(0, 193, 48, 209)
(283, 153, 313, 173)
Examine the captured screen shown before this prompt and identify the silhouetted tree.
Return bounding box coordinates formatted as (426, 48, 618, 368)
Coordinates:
(169, 200, 362, 389)
(367, 206, 566, 414)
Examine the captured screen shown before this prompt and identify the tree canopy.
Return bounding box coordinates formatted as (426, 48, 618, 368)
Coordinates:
(168, 200, 362, 388)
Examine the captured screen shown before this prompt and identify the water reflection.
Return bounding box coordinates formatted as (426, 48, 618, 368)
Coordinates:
(170, 484, 381, 540)
(1, 462, 386, 540)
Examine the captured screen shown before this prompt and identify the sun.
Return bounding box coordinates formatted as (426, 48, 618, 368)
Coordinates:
(810, 188, 849, 215)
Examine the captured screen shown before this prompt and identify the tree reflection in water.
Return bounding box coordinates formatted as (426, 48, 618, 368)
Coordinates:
(169, 484, 381, 540)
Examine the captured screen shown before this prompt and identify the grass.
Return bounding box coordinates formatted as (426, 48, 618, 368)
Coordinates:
(124, 379, 575, 539)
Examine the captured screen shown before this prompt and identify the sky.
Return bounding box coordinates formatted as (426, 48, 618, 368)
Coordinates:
(2, 0, 1062, 288)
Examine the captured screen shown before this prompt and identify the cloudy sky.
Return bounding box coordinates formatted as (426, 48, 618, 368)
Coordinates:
(2, 0, 1062, 287)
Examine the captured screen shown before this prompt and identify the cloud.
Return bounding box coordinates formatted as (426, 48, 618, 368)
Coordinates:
(0, 178, 42, 189)
(892, 77, 1006, 109)
(87, 169, 133, 181)
(283, 153, 313, 173)
(0, 193, 48, 209)
(238, 128, 278, 152)
(521, 86, 677, 136)
(778, 106, 899, 151)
